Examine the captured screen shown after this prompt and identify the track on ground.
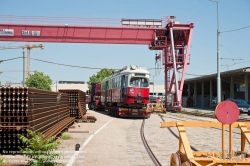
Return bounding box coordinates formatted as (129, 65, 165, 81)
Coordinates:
(140, 119, 162, 166)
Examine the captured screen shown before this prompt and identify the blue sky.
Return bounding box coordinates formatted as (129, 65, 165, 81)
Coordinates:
(0, 0, 249, 85)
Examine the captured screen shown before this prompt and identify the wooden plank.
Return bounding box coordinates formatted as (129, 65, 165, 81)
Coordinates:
(177, 123, 194, 159)
(239, 123, 250, 145)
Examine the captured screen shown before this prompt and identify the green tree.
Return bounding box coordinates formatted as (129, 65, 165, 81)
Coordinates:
(17, 129, 61, 166)
(87, 68, 114, 87)
(25, 72, 53, 91)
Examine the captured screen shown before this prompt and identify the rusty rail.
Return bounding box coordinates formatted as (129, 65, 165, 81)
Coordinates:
(0, 87, 72, 154)
(43, 117, 75, 139)
(58, 89, 87, 118)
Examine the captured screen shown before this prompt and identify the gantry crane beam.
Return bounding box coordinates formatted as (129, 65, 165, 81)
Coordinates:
(0, 43, 44, 78)
(0, 24, 156, 44)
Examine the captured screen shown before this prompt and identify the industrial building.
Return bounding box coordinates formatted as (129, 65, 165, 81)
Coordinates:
(182, 67, 250, 108)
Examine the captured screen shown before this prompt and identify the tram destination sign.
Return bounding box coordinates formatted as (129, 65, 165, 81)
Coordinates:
(0, 29, 14, 36)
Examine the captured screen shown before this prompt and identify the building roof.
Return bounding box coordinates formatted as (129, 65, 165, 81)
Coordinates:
(185, 67, 250, 84)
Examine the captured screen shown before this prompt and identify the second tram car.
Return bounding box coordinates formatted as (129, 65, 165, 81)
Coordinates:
(101, 65, 151, 118)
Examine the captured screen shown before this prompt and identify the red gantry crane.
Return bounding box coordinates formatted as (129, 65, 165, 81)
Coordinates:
(0, 15, 194, 111)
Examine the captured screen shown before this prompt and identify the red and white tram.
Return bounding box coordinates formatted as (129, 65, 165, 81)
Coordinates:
(101, 65, 151, 118)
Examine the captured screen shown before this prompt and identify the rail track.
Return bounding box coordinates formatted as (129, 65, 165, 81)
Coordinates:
(165, 110, 248, 135)
(179, 110, 250, 122)
(140, 119, 162, 166)
(158, 114, 199, 152)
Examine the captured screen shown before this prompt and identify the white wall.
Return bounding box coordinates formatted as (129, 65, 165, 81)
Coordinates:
(50, 83, 88, 92)
(149, 84, 165, 93)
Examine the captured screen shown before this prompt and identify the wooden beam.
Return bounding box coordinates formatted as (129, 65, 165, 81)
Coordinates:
(229, 124, 233, 159)
(222, 124, 225, 159)
(239, 123, 250, 145)
(177, 122, 194, 159)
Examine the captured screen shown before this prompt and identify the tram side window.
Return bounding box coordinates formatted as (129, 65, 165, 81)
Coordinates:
(115, 77, 118, 88)
(101, 82, 105, 90)
(112, 78, 115, 88)
(116, 77, 118, 88)
(118, 76, 121, 87)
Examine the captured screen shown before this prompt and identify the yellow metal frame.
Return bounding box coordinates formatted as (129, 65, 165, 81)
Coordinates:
(161, 121, 250, 166)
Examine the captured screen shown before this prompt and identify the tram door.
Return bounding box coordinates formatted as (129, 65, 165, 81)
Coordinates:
(105, 80, 109, 102)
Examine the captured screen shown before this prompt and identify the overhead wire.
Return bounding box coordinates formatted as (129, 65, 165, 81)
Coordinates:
(0, 74, 21, 81)
(219, 44, 244, 61)
(1, 57, 23, 62)
(0, 42, 17, 47)
(1, 56, 249, 80)
(221, 25, 250, 33)
(30, 58, 120, 70)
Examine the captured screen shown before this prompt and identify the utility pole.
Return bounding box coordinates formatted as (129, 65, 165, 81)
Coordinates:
(210, 0, 221, 103)
(27, 46, 31, 78)
(153, 75, 156, 97)
(22, 49, 25, 87)
(25, 43, 44, 78)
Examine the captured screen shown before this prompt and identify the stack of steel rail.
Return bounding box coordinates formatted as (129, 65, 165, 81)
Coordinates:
(0, 87, 74, 154)
(58, 89, 87, 118)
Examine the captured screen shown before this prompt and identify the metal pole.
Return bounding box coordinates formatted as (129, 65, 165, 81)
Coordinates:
(26, 48, 30, 78)
(210, 0, 221, 103)
(22, 49, 25, 87)
(56, 81, 57, 92)
(169, 26, 180, 103)
(153, 76, 154, 96)
(216, 1, 221, 103)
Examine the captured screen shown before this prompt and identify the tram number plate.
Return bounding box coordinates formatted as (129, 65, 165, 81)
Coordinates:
(132, 109, 138, 113)
(132, 113, 138, 115)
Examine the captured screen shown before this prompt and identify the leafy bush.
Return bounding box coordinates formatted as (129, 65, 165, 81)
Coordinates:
(17, 130, 61, 166)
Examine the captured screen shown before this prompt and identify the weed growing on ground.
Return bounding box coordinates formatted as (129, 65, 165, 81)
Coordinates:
(177, 114, 184, 118)
(61, 133, 72, 140)
(0, 155, 8, 164)
(194, 109, 201, 113)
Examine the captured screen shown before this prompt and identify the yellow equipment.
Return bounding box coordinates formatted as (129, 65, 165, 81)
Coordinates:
(148, 103, 166, 114)
(161, 121, 250, 165)
(161, 101, 250, 165)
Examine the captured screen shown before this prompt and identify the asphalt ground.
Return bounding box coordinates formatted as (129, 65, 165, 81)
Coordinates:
(2, 107, 250, 166)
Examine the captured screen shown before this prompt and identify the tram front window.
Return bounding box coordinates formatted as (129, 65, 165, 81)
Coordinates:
(130, 77, 148, 87)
